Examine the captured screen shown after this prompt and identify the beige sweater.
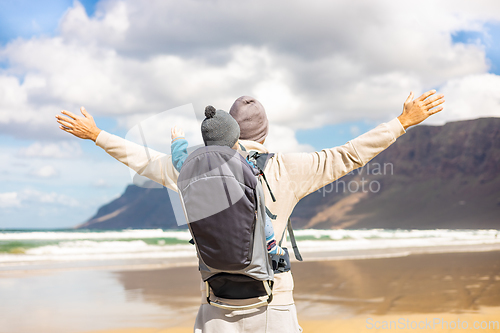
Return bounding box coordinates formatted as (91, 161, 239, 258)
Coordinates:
(95, 117, 406, 306)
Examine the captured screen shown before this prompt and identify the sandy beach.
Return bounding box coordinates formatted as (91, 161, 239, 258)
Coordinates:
(1, 249, 499, 332)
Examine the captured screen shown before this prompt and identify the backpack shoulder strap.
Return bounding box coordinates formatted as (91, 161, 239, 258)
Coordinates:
(279, 218, 303, 262)
(247, 151, 276, 202)
(248, 151, 274, 171)
(238, 142, 274, 171)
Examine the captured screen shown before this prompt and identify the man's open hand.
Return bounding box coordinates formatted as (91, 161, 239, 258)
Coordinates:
(56, 107, 101, 142)
(398, 90, 445, 130)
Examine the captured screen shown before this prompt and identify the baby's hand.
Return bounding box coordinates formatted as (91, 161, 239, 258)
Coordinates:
(171, 126, 185, 140)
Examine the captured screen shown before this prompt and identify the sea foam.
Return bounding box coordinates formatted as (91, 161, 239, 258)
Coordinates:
(0, 229, 498, 267)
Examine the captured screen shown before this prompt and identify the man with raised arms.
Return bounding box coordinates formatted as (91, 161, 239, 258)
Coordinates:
(56, 90, 444, 332)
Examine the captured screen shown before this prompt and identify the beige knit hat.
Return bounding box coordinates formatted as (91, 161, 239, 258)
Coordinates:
(229, 96, 269, 143)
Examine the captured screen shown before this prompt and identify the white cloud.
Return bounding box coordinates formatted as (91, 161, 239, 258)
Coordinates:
(0, 189, 80, 208)
(17, 141, 82, 158)
(426, 73, 500, 125)
(92, 179, 109, 188)
(350, 126, 360, 137)
(21, 189, 79, 206)
(60, 1, 130, 45)
(265, 125, 315, 153)
(28, 165, 59, 179)
(0, 0, 499, 143)
(0, 192, 21, 208)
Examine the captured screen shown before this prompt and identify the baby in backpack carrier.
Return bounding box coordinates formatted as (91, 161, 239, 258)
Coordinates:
(171, 105, 285, 256)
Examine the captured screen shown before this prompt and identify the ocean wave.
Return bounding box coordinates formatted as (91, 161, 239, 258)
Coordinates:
(0, 239, 196, 264)
(0, 229, 192, 241)
(0, 228, 498, 266)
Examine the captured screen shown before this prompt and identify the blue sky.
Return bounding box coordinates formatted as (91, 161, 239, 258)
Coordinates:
(0, 1, 500, 229)
(0, 0, 98, 44)
(452, 23, 500, 75)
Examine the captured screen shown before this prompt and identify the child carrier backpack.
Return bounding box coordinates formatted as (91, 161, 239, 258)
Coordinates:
(177, 145, 274, 310)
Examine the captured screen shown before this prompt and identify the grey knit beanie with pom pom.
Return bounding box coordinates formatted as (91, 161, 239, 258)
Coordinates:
(201, 105, 240, 147)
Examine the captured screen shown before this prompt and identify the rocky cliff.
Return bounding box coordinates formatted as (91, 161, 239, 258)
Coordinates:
(292, 117, 500, 229)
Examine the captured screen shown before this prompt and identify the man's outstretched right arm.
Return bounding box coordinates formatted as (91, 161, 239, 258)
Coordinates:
(56, 107, 179, 191)
(282, 90, 444, 200)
